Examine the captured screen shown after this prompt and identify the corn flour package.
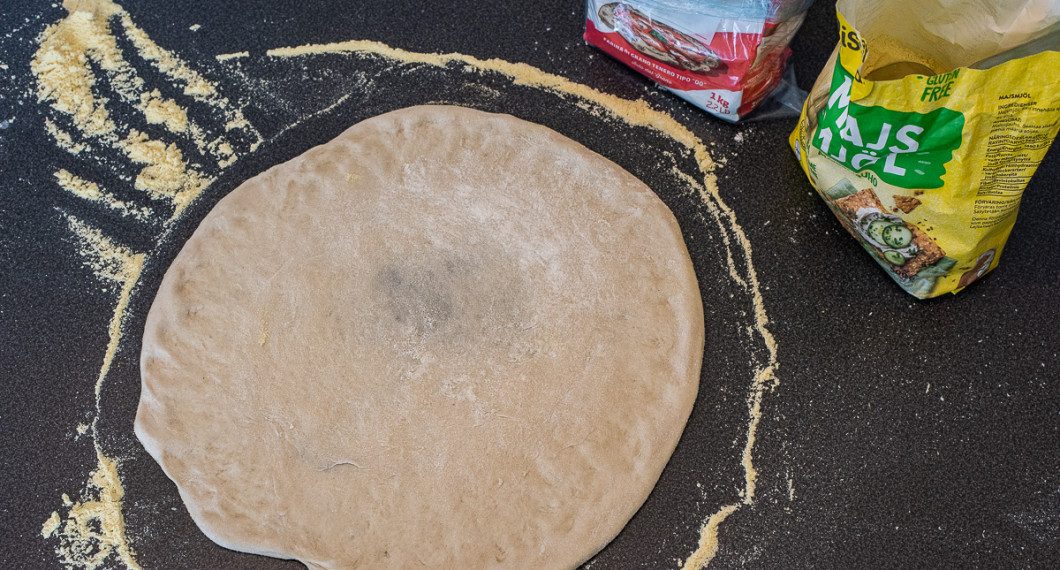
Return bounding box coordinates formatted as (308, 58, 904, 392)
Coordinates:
(791, 0, 1060, 298)
(585, 1, 814, 122)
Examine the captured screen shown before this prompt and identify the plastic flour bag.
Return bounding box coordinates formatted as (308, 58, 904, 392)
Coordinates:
(585, 1, 815, 122)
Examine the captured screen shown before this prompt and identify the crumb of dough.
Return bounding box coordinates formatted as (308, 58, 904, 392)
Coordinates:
(681, 504, 739, 570)
(54, 170, 153, 220)
(44, 119, 86, 154)
(47, 453, 142, 570)
(55, 169, 102, 200)
(42, 512, 61, 538)
(216, 51, 249, 61)
(139, 89, 188, 132)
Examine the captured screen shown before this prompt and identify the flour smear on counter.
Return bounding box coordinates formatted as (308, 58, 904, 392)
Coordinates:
(28, 1, 779, 568)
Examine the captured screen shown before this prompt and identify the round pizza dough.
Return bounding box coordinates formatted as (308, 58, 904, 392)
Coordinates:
(136, 105, 704, 569)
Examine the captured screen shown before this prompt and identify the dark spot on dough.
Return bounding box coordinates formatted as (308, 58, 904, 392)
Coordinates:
(377, 264, 455, 336)
(372, 250, 528, 350)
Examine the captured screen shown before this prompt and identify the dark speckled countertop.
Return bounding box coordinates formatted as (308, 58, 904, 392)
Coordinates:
(2, 1, 1058, 569)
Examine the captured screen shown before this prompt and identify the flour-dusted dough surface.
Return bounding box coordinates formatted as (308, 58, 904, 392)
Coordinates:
(135, 105, 704, 569)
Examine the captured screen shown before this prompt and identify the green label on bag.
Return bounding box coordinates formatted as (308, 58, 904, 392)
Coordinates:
(812, 66, 964, 189)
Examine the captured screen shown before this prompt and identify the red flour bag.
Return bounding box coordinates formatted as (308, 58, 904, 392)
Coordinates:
(585, 1, 814, 121)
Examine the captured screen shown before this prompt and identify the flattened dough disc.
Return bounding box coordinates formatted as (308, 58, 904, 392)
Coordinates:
(136, 105, 704, 569)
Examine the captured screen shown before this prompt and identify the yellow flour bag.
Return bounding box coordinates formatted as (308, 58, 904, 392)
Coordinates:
(790, 0, 1060, 298)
